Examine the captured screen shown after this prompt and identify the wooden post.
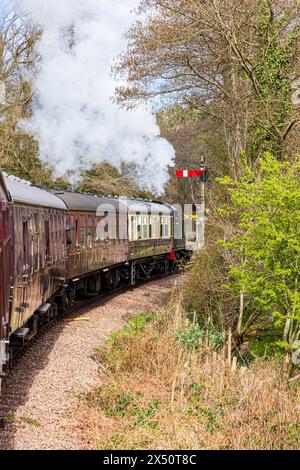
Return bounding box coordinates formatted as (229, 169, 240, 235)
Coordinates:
(227, 328, 232, 369)
(237, 290, 244, 336)
(198, 159, 206, 250)
(231, 356, 237, 375)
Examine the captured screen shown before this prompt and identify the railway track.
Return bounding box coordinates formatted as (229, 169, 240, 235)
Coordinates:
(7, 271, 176, 373)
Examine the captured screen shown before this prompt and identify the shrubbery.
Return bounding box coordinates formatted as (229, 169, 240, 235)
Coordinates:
(82, 293, 299, 450)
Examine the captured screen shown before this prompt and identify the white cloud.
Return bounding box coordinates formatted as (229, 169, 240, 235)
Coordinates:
(19, 0, 174, 192)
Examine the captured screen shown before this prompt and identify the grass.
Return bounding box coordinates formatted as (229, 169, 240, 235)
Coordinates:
(81, 292, 300, 450)
(21, 416, 42, 428)
(108, 312, 153, 344)
(3, 415, 42, 428)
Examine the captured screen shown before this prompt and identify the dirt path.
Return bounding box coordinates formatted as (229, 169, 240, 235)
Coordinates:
(0, 276, 179, 450)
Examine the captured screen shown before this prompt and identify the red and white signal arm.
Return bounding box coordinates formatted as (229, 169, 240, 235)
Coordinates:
(176, 169, 204, 178)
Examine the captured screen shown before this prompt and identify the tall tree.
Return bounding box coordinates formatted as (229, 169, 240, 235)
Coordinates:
(115, 0, 300, 176)
(0, 3, 53, 185)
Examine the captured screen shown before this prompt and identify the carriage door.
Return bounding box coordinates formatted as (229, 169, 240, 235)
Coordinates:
(42, 218, 51, 299)
(0, 182, 12, 378)
(0, 196, 8, 370)
(45, 219, 50, 263)
(0, 207, 5, 343)
(0, 184, 11, 342)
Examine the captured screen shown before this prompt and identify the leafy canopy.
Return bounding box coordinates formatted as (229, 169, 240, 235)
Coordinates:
(218, 153, 300, 336)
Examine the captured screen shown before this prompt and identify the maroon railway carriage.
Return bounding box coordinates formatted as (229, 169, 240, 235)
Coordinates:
(1, 176, 67, 351)
(54, 191, 176, 295)
(53, 191, 129, 295)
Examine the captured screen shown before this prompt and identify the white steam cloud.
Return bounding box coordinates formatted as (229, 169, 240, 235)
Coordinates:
(19, 0, 174, 193)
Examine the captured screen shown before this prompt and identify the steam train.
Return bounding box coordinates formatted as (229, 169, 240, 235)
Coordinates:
(0, 173, 189, 388)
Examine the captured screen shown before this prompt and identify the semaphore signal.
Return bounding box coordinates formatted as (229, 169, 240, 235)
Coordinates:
(175, 169, 204, 178)
(175, 159, 206, 182)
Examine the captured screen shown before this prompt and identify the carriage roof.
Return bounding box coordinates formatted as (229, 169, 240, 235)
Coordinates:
(122, 199, 172, 215)
(54, 192, 172, 215)
(2, 175, 67, 210)
(54, 191, 121, 213)
(1, 174, 173, 215)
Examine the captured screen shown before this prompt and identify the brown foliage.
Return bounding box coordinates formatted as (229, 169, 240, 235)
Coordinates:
(79, 161, 154, 198)
(81, 295, 300, 450)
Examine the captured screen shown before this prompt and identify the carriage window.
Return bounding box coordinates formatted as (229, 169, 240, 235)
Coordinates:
(130, 216, 135, 241)
(104, 212, 109, 239)
(23, 221, 29, 272)
(95, 216, 100, 243)
(79, 221, 86, 249)
(52, 215, 58, 262)
(75, 219, 79, 246)
(131, 214, 152, 241)
(66, 221, 72, 246)
(161, 216, 165, 238)
(142, 216, 149, 239)
(150, 216, 154, 238)
(45, 219, 50, 262)
(32, 214, 39, 272)
(87, 223, 93, 249)
(55, 215, 59, 261)
(58, 216, 61, 258)
(161, 216, 170, 238)
(151, 216, 160, 239)
(91, 222, 97, 246)
(156, 217, 160, 238)
(136, 215, 142, 240)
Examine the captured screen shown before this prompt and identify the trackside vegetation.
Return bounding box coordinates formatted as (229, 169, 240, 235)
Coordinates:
(218, 154, 300, 374)
(82, 303, 299, 450)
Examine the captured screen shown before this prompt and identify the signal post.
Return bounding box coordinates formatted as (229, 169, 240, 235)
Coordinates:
(176, 159, 206, 251)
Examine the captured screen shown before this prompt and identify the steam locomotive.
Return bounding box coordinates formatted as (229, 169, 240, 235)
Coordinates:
(0, 173, 189, 389)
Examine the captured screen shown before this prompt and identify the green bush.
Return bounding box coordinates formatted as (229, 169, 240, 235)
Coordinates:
(176, 320, 225, 351)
